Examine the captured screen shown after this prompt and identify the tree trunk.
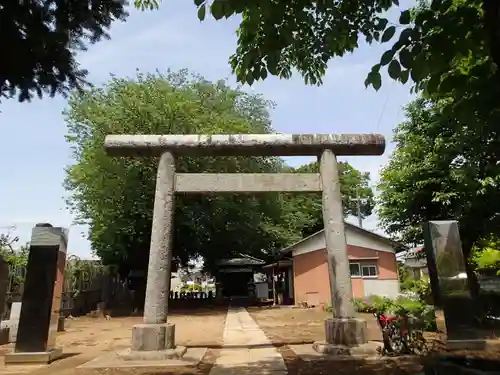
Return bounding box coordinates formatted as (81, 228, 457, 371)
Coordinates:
(483, 0, 500, 74)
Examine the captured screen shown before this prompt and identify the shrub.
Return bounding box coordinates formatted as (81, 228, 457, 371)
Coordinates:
(352, 294, 437, 331)
(352, 298, 373, 313)
(401, 275, 432, 303)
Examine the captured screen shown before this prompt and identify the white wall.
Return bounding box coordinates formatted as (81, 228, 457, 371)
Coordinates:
(170, 276, 182, 291)
(255, 282, 269, 299)
(292, 226, 396, 257)
(363, 279, 400, 299)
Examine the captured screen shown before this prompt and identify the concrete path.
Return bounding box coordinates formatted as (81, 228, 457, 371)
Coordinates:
(208, 307, 287, 375)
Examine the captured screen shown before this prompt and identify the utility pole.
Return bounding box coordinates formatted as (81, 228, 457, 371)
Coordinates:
(353, 188, 363, 228)
(271, 248, 277, 306)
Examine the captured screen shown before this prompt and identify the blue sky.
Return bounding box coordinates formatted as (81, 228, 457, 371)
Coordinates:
(0, 1, 414, 258)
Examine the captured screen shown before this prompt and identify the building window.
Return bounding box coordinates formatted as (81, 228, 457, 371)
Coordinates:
(349, 263, 361, 277)
(361, 264, 377, 277)
(349, 262, 378, 278)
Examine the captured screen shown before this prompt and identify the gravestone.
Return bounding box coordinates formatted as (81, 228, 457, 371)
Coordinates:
(4, 224, 68, 364)
(6, 302, 22, 342)
(0, 256, 9, 344)
(423, 220, 479, 345)
(0, 256, 9, 317)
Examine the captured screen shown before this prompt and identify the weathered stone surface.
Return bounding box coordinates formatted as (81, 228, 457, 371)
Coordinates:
(4, 347, 62, 364)
(75, 347, 207, 375)
(131, 323, 176, 351)
(312, 341, 379, 356)
(14, 224, 67, 356)
(477, 275, 500, 293)
(2, 302, 22, 343)
(0, 256, 9, 344)
(104, 133, 385, 157)
(320, 150, 355, 317)
(143, 152, 175, 325)
(102, 132, 387, 359)
(175, 173, 321, 192)
(323, 317, 368, 346)
(0, 256, 9, 317)
(117, 346, 186, 361)
(423, 220, 476, 340)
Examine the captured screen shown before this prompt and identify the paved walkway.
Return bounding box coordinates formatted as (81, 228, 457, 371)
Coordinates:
(209, 307, 287, 375)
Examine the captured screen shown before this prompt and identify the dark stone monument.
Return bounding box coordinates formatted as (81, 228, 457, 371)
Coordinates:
(0, 255, 9, 344)
(4, 224, 68, 364)
(423, 220, 480, 346)
(0, 255, 9, 316)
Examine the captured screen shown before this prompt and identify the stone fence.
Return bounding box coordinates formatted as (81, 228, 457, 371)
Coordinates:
(478, 275, 500, 293)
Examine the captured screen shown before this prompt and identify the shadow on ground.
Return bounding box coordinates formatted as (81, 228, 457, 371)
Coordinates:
(108, 306, 229, 318)
(207, 348, 424, 375)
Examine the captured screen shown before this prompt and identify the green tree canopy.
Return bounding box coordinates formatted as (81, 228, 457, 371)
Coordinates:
(64, 69, 297, 276)
(7, 1, 499, 104)
(377, 96, 500, 258)
(135, 0, 500, 99)
(285, 161, 374, 237)
(470, 237, 500, 274)
(64, 69, 375, 276)
(1, 0, 127, 102)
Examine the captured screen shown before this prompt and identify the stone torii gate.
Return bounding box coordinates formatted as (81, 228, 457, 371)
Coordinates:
(104, 133, 385, 355)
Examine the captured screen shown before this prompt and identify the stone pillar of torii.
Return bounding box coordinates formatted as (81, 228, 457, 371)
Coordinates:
(103, 133, 385, 355)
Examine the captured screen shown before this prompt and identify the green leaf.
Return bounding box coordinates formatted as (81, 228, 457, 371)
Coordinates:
(252, 67, 261, 81)
(399, 10, 411, 25)
(376, 18, 389, 31)
(438, 73, 466, 93)
(210, 0, 224, 20)
(425, 75, 440, 94)
(398, 48, 413, 69)
(266, 53, 280, 75)
(399, 69, 409, 84)
(365, 71, 382, 91)
(197, 5, 206, 21)
(398, 28, 413, 43)
(410, 56, 426, 82)
(388, 60, 402, 79)
(194, 0, 204, 6)
(245, 71, 255, 85)
(380, 49, 396, 66)
(381, 26, 396, 43)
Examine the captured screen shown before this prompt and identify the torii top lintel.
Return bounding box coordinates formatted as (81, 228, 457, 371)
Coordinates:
(104, 133, 385, 157)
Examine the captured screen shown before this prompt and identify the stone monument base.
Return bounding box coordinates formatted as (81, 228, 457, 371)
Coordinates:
(132, 322, 175, 351)
(313, 317, 376, 356)
(116, 347, 187, 361)
(76, 347, 207, 375)
(312, 341, 380, 356)
(325, 317, 368, 345)
(4, 348, 63, 364)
